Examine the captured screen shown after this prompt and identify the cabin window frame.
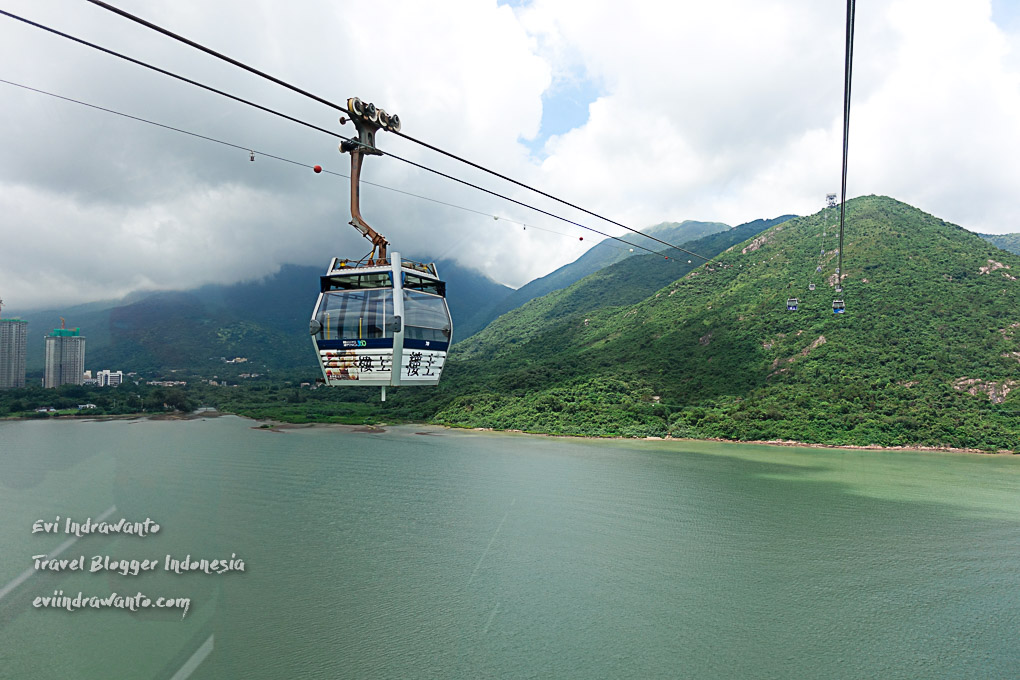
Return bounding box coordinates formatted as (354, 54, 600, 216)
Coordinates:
(316, 288, 394, 340)
(402, 289, 452, 342)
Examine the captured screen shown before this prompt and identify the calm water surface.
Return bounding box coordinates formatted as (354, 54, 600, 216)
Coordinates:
(0, 416, 1018, 679)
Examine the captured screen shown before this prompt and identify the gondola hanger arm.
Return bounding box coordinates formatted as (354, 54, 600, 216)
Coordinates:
(338, 97, 401, 264)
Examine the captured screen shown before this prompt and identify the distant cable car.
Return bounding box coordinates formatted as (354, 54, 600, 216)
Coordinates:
(309, 98, 452, 400)
(808, 283, 816, 291)
(833, 299, 845, 314)
(787, 297, 799, 311)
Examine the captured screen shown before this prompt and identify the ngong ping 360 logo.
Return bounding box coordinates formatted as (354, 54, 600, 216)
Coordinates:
(342, 340, 367, 348)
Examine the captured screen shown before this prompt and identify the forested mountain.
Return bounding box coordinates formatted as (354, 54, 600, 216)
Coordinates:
(457, 216, 790, 360)
(14, 260, 512, 375)
(424, 196, 1020, 450)
(11, 220, 752, 375)
(454, 219, 738, 339)
(979, 232, 1020, 256)
(13, 196, 1019, 451)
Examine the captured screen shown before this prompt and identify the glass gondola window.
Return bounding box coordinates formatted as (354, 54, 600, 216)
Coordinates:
(403, 290, 452, 342)
(315, 289, 393, 340)
(403, 273, 446, 296)
(324, 272, 393, 291)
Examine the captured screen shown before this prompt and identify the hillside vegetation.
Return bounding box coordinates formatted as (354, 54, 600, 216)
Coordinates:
(428, 196, 1020, 450)
(454, 219, 734, 339)
(979, 232, 1020, 256)
(22, 197, 1017, 452)
(457, 216, 790, 360)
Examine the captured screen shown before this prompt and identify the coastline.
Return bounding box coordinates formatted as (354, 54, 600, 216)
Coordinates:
(5, 409, 1012, 455)
(698, 436, 1016, 456)
(246, 418, 1017, 456)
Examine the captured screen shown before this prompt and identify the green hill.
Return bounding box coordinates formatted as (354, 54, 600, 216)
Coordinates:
(428, 196, 1020, 451)
(456, 216, 790, 361)
(13, 260, 512, 377)
(454, 219, 736, 339)
(979, 232, 1020, 256)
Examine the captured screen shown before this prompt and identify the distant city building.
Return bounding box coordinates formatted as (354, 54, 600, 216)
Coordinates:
(96, 369, 123, 387)
(44, 328, 86, 388)
(0, 318, 28, 389)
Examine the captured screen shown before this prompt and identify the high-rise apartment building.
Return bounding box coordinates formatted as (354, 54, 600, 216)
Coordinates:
(44, 328, 86, 388)
(0, 318, 28, 389)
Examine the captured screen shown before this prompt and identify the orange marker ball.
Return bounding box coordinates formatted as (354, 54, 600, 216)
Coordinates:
(313, 165, 322, 173)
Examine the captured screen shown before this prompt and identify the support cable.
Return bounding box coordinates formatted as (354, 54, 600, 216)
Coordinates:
(0, 76, 640, 255)
(82, 0, 715, 263)
(837, 0, 855, 290)
(2, 7, 710, 261)
(0, 9, 343, 140)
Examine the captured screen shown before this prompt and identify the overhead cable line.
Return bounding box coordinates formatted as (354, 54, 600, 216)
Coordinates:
(0, 9, 343, 142)
(83, 0, 716, 264)
(0, 10, 685, 260)
(0, 77, 313, 167)
(0, 10, 664, 257)
(837, 0, 855, 289)
(0, 76, 632, 253)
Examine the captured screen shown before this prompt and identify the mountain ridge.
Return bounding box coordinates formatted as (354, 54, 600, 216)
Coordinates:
(425, 196, 1020, 450)
(456, 216, 793, 361)
(12, 259, 513, 375)
(453, 219, 736, 339)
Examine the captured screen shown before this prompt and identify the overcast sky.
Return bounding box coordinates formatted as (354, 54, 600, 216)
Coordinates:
(2, 0, 1019, 311)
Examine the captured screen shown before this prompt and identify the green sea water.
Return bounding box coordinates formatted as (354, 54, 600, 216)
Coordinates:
(0, 416, 1017, 679)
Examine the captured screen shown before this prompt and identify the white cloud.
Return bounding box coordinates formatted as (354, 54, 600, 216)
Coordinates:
(1, 0, 1019, 312)
(850, 0, 1020, 232)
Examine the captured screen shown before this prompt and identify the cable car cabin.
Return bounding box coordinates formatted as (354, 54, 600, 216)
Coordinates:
(787, 298, 799, 311)
(808, 283, 816, 291)
(832, 299, 845, 314)
(309, 251, 452, 388)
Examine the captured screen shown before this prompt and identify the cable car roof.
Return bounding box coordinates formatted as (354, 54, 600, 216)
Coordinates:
(326, 256, 441, 279)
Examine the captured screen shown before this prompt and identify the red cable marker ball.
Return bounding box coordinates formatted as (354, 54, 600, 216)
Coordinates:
(579, 237, 583, 241)
(313, 165, 322, 173)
